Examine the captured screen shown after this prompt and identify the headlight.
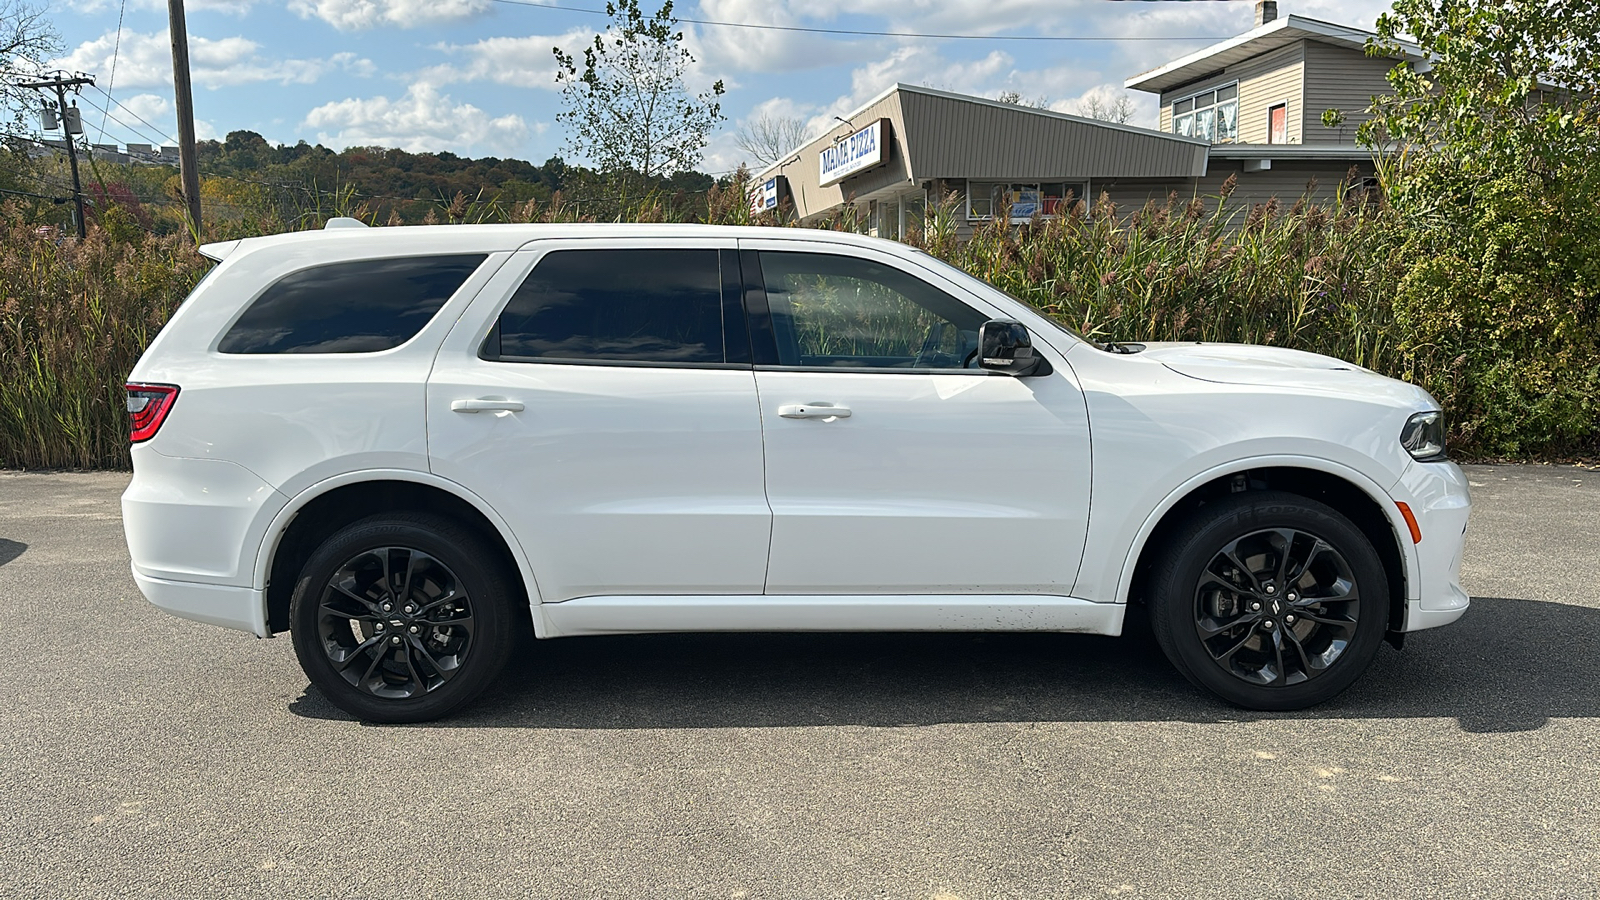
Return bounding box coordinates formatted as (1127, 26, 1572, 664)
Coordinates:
(1400, 410, 1447, 461)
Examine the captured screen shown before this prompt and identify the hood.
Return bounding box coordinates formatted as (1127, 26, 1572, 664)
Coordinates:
(1139, 342, 1434, 405)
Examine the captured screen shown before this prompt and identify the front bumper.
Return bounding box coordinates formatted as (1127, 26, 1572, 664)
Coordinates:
(1394, 459, 1472, 632)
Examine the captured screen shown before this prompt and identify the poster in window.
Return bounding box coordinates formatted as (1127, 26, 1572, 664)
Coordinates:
(1009, 189, 1041, 220)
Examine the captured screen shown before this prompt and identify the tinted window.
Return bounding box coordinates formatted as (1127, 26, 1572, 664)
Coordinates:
(218, 255, 485, 354)
(758, 251, 988, 369)
(493, 249, 724, 364)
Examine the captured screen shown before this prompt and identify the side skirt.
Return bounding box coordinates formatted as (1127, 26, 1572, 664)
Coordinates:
(539, 594, 1125, 639)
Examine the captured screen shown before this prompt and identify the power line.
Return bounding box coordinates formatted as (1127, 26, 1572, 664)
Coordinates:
(91, 86, 180, 145)
(481, 0, 1229, 41)
(97, 0, 129, 143)
(0, 186, 72, 203)
(74, 91, 171, 149)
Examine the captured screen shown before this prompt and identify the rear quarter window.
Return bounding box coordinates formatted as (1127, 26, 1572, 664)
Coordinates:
(488, 249, 726, 364)
(218, 254, 487, 354)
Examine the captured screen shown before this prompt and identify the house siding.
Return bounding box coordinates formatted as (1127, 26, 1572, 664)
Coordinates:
(1301, 41, 1400, 144)
(1160, 41, 1306, 145)
(1096, 158, 1376, 212)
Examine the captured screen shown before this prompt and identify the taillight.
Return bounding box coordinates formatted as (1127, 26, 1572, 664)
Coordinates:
(126, 383, 179, 443)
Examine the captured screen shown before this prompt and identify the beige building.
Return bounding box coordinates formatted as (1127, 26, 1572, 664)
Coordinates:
(753, 1, 1418, 236)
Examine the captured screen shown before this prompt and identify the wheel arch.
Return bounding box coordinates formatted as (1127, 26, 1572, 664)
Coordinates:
(1118, 457, 1416, 635)
(254, 470, 547, 637)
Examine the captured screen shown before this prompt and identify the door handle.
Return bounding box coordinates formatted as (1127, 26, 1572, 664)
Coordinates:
(451, 398, 525, 413)
(778, 403, 851, 419)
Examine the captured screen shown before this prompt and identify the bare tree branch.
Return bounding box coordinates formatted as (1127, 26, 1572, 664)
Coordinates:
(995, 90, 1051, 109)
(735, 114, 808, 168)
(0, 1, 63, 134)
(1076, 93, 1136, 124)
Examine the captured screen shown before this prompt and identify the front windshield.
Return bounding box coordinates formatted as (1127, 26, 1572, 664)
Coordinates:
(907, 249, 1107, 350)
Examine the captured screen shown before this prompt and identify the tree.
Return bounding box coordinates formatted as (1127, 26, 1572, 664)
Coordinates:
(1, 1, 62, 133)
(1363, 0, 1600, 182)
(735, 113, 808, 168)
(1360, 0, 1600, 457)
(995, 90, 1049, 109)
(1076, 93, 1135, 124)
(553, 0, 725, 180)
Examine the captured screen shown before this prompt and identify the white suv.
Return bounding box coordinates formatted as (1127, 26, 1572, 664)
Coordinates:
(122, 222, 1470, 722)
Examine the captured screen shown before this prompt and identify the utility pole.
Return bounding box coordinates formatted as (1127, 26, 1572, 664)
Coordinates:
(167, 0, 202, 238)
(21, 73, 95, 240)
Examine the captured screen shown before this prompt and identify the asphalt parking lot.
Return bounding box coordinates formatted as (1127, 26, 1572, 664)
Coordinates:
(1, 465, 1597, 899)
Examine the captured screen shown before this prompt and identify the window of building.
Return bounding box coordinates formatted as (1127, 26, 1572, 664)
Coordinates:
(218, 255, 486, 354)
(967, 182, 1089, 221)
(1268, 103, 1288, 144)
(490, 249, 726, 364)
(1172, 83, 1238, 143)
(757, 251, 988, 370)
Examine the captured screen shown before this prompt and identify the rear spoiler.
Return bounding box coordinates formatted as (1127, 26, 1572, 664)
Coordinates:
(199, 218, 367, 263)
(198, 239, 240, 262)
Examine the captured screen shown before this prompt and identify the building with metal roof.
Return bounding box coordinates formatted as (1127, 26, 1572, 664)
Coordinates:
(754, 1, 1407, 236)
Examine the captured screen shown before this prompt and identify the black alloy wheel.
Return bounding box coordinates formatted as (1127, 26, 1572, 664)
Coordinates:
(1192, 528, 1360, 687)
(316, 546, 475, 700)
(290, 513, 517, 723)
(1149, 490, 1388, 710)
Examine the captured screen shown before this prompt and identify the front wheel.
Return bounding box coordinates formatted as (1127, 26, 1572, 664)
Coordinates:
(289, 512, 518, 723)
(1148, 491, 1389, 710)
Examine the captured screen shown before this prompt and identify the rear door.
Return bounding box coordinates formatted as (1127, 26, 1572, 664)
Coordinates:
(740, 240, 1092, 596)
(427, 238, 770, 603)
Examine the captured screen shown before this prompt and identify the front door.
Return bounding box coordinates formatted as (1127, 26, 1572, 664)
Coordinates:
(427, 240, 770, 603)
(741, 242, 1092, 596)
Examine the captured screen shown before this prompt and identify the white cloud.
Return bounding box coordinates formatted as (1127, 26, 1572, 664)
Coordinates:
(329, 52, 378, 79)
(65, 0, 252, 12)
(691, 0, 866, 73)
(302, 82, 531, 155)
(796, 45, 1015, 135)
(289, 0, 491, 30)
(54, 30, 375, 90)
(425, 29, 597, 90)
(847, 46, 1013, 107)
(118, 92, 171, 124)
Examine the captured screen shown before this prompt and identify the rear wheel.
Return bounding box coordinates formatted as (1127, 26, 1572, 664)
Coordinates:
(289, 513, 518, 723)
(1148, 491, 1388, 710)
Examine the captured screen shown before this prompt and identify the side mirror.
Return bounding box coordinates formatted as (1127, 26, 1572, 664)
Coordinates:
(979, 319, 1045, 376)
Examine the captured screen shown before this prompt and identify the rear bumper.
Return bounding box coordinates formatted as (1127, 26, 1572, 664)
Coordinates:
(121, 447, 286, 586)
(132, 568, 268, 637)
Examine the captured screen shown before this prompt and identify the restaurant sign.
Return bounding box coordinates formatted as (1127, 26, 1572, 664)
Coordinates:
(749, 175, 782, 215)
(819, 118, 890, 186)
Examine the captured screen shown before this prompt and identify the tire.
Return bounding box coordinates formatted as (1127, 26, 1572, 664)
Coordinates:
(1147, 491, 1388, 710)
(289, 512, 518, 723)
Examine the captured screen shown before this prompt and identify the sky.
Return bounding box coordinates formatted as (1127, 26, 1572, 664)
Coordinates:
(48, 0, 1394, 175)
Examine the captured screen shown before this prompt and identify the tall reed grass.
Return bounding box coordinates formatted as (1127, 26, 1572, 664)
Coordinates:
(922, 183, 1406, 377)
(0, 219, 211, 469)
(1, 179, 1593, 469)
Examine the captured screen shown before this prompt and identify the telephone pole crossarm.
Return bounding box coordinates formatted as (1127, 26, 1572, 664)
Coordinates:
(19, 73, 96, 240)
